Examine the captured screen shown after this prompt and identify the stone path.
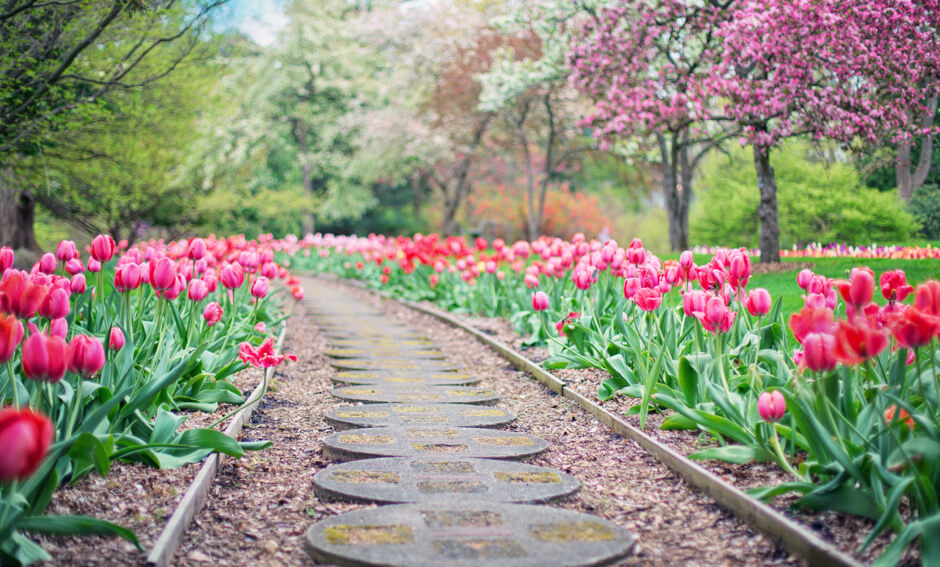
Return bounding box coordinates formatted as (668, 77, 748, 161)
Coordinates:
(303, 286, 636, 567)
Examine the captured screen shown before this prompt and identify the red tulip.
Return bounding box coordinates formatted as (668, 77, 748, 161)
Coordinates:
(38, 287, 70, 320)
(0, 407, 54, 482)
(884, 405, 914, 430)
(250, 277, 269, 299)
(67, 334, 105, 377)
(888, 307, 939, 349)
(0, 313, 24, 363)
(531, 291, 549, 311)
(746, 288, 772, 317)
(238, 337, 296, 368)
(834, 267, 874, 307)
(203, 302, 223, 327)
(757, 391, 786, 422)
(290, 286, 304, 300)
(632, 287, 662, 311)
(109, 327, 125, 352)
(90, 235, 116, 262)
(832, 320, 889, 366)
(789, 307, 835, 344)
(803, 332, 837, 372)
(880, 270, 913, 302)
(21, 330, 67, 382)
(188, 279, 208, 302)
(149, 257, 177, 291)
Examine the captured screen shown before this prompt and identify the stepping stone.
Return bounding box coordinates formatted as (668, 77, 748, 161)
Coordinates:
(313, 457, 580, 504)
(326, 348, 447, 360)
(325, 403, 514, 430)
(331, 371, 480, 387)
(322, 330, 429, 342)
(331, 338, 434, 348)
(331, 385, 498, 405)
(330, 359, 459, 372)
(304, 502, 635, 567)
(321, 427, 548, 461)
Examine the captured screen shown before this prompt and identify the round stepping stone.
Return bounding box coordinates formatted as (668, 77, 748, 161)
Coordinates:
(304, 502, 635, 567)
(331, 385, 498, 405)
(331, 371, 480, 387)
(326, 348, 447, 360)
(314, 457, 579, 504)
(325, 403, 514, 430)
(330, 359, 459, 372)
(321, 426, 548, 461)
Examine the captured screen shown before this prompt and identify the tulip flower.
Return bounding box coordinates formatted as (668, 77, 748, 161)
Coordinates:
(0, 313, 24, 363)
(757, 391, 786, 423)
(0, 407, 54, 482)
(631, 287, 662, 311)
(746, 288, 772, 317)
(37, 253, 56, 274)
(203, 302, 223, 327)
(87, 258, 101, 273)
(90, 234, 117, 262)
(70, 274, 86, 294)
(187, 238, 207, 260)
(914, 280, 940, 317)
(694, 296, 736, 334)
(250, 276, 269, 299)
(290, 286, 304, 300)
(429, 274, 439, 288)
(188, 279, 208, 302)
(56, 240, 78, 262)
(49, 318, 68, 339)
(220, 264, 244, 289)
(888, 307, 939, 349)
(67, 335, 106, 377)
(884, 405, 914, 430)
(796, 268, 814, 290)
(160, 274, 184, 300)
(802, 332, 837, 372)
(109, 327, 125, 352)
(114, 263, 143, 292)
(238, 337, 296, 368)
(254, 322, 267, 334)
(834, 267, 875, 308)
(0, 247, 14, 273)
(21, 329, 68, 382)
(679, 250, 694, 271)
(531, 291, 549, 311)
(789, 307, 835, 344)
(880, 270, 913, 302)
(38, 287, 70, 320)
(682, 290, 707, 318)
(64, 258, 84, 276)
(149, 257, 177, 291)
(832, 319, 888, 366)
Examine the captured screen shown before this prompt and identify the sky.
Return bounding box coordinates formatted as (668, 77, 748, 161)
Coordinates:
(218, 0, 288, 46)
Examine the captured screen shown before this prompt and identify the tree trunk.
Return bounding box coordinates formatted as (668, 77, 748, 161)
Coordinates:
(438, 115, 492, 237)
(291, 118, 316, 235)
(752, 143, 781, 263)
(895, 95, 937, 202)
(0, 167, 39, 252)
(657, 133, 690, 252)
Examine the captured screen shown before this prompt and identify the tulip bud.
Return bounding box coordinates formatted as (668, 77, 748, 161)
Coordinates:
(49, 318, 68, 339)
(22, 330, 68, 382)
(203, 302, 223, 327)
(0, 313, 24, 363)
(67, 335, 105, 377)
(70, 274, 86, 294)
(38, 287, 70, 320)
(90, 235, 117, 263)
(746, 288, 772, 317)
(56, 240, 77, 262)
(149, 257, 177, 291)
(221, 264, 244, 289)
(802, 332, 837, 372)
(87, 258, 101, 273)
(0, 247, 14, 274)
(757, 391, 786, 423)
(531, 291, 549, 311)
(38, 253, 56, 274)
(109, 327, 125, 352)
(187, 238, 207, 260)
(0, 407, 54, 482)
(188, 279, 209, 302)
(250, 277, 269, 299)
(64, 258, 84, 276)
(679, 250, 694, 271)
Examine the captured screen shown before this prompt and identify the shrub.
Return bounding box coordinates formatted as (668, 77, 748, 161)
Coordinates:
(909, 183, 940, 239)
(692, 142, 918, 248)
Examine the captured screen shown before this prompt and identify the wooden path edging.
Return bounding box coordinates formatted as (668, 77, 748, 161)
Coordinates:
(145, 324, 289, 567)
(318, 276, 864, 567)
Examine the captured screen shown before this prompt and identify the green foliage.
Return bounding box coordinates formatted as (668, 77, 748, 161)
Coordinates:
(692, 142, 918, 247)
(196, 186, 318, 237)
(909, 184, 940, 239)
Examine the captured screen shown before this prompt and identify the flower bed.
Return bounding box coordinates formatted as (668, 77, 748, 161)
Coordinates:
(287, 233, 940, 567)
(1, 234, 300, 564)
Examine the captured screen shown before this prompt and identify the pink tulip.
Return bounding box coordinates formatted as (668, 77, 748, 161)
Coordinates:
(802, 332, 837, 372)
(67, 334, 105, 377)
(757, 391, 786, 423)
(87, 257, 101, 273)
(0, 313, 24, 363)
(623, 277, 641, 299)
(203, 302, 223, 327)
(632, 288, 662, 311)
(0, 247, 14, 273)
(64, 258, 84, 275)
(220, 264, 244, 289)
(746, 288, 772, 317)
(187, 238, 207, 260)
(149, 257, 177, 291)
(250, 277, 269, 299)
(109, 327, 125, 352)
(38, 253, 56, 274)
(188, 279, 208, 302)
(38, 287, 70, 320)
(114, 263, 143, 292)
(0, 408, 54, 482)
(90, 235, 117, 263)
(694, 296, 736, 334)
(161, 275, 185, 300)
(21, 329, 68, 382)
(56, 240, 78, 262)
(532, 291, 549, 311)
(797, 269, 814, 290)
(70, 274, 86, 294)
(679, 250, 694, 271)
(49, 318, 68, 339)
(290, 285, 304, 300)
(682, 290, 707, 318)
(254, 322, 267, 334)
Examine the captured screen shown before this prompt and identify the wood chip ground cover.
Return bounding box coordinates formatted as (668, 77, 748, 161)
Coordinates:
(26, 274, 908, 566)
